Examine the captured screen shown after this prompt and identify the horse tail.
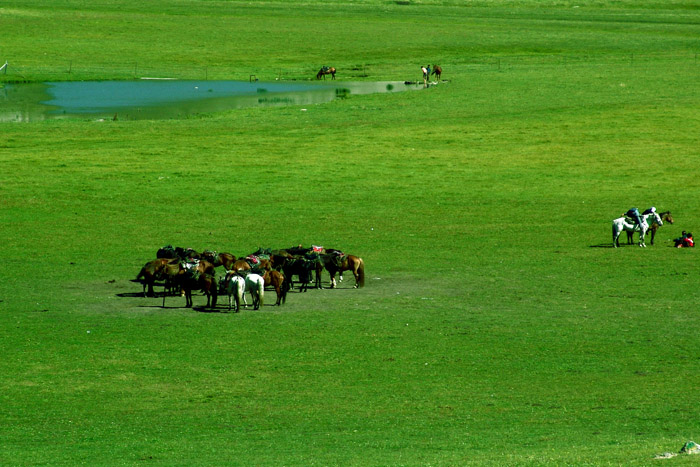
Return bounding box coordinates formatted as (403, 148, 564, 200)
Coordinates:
(258, 280, 265, 307)
(357, 258, 365, 288)
(280, 274, 288, 304)
(136, 266, 145, 281)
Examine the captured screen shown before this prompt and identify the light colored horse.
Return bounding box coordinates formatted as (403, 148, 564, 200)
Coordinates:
(245, 273, 265, 309)
(224, 271, 265, 311)
(612, 211, 663, 248)
(224, 273, 246, 312)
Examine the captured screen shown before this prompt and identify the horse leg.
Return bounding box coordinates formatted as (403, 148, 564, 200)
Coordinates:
(315, 267, 322, 289)
(612, 226, 621, 248)
(205, 286, 216, 309)
(274, 285, 281, 306)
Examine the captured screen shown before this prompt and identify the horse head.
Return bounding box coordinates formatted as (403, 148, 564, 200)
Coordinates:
(662, 211, 674, 224)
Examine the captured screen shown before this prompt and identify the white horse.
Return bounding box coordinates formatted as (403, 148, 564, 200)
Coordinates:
(245, 273, 265, 310)
(612, 211, 662, 248)
(224, 273, 246, 312)
(223, 271, 265, 311)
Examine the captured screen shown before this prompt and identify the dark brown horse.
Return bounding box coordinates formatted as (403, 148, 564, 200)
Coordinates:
(263, 270, 287, 305)
(163, 260, 217, 308)
(431, 65, 442, 80)
(625, 211, 673, 246)
(157, 246, 200, 261)
(282, 256, 320, 292)
(322, 254, 365, 289)
(201, 250, 237, 270)
(316, 66, 336, 80)
(135, 257, 179, 297)
(270, 250, 294, 271)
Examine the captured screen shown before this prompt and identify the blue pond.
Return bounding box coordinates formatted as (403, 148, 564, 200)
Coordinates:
(0, 79, 421, 122)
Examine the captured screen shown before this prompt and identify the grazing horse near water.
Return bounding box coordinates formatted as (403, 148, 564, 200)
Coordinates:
(431, 65, 442, 80)
(322, 254, 365, 288)
(612, 211, 663, 247)
(625, 211, 673, 246)
(316, 66, 336, 80)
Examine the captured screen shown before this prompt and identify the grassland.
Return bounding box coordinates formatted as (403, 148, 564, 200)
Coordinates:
(2, 0, 700, 464)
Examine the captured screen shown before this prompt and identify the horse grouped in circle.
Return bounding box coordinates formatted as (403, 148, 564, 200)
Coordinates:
(223, 271, 265, 312)
(316, 66, 336, 80)
(322, 252, 365, 288)
(625, 211, 673, 246)
(135, 257, 179, 297)
(162, 259, 218, 308)
(612, 211, 663, 248)
(263, 270, 287, 306)
(201, 250, 237, 270)
(157, 245, 200, 261)
(431, 65, 442, 80)
(281, 256, 322, 292)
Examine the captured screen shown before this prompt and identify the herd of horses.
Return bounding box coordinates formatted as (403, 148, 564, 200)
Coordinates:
(612, 210, 673, 247)
(135, 245, 365, 311)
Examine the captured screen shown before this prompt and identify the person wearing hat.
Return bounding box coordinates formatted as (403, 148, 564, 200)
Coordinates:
(642, 206, 657, 215)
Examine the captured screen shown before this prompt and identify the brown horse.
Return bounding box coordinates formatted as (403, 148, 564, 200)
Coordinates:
(242, 254, 273, 272)
(263, 270, 287, 305)
(230, 259, 251, 273)
(626, 211, 673, 246)
(316, 66, 336, 80)
(322, 254, 365, 289)
(201, 250, 237, 270)
(431, 65, 442, 80)
(135, 257, 179, 297)
(163, 260, 217, 308)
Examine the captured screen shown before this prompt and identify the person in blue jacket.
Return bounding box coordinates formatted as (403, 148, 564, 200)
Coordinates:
(624, 207, 644, 229)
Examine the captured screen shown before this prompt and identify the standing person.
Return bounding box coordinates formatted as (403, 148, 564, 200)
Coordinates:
(421, 65, 428, 85)
(426, 65, 431, 80)
(624, 207, 644, 229)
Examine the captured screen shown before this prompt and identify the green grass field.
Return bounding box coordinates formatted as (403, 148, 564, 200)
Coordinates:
(2, 0, 700, 464)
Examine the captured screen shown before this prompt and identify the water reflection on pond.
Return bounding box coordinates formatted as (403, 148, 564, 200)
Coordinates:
(0, 79, 422, 122)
